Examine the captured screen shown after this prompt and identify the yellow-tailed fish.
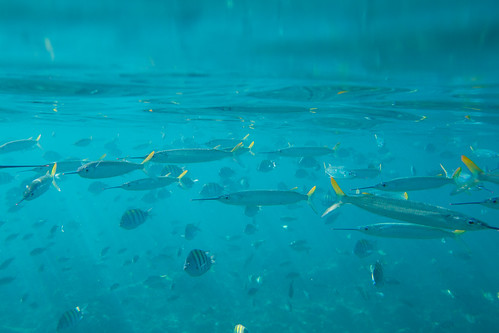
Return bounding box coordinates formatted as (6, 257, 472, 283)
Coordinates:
(17, 163, 60, 205)
(65, 152, 154, 179)
(451, 197, 499, 210)
(461, 155, 499, 185)
(352, 167, 461, 192)
(333, 223, 465, 239)
(263, 144, 340, 157)
(134, 142, 250, 164)
(0, 134, 42, 154)
(322, 177, 498, 231)
(104, 170, 188, 191)
(193, 186, 317, 214)
(234, 324, 249, 333)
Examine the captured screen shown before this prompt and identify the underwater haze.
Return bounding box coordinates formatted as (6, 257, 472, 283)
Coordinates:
(0, 0, 498, 332)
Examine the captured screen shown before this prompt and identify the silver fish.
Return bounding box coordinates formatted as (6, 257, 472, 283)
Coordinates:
(65, 152, 154, 179)
(322, 177, 498, 231)
(334, 223, 464, 239)
(17, 164, 59, 205)
(104, 170, 188, 191)
(353, 167, 461, 192)
(451, 197, 499, 210)
(193, 186, 317, 213)
(0, 134, 41, 154)
(264, 144, 339, 157)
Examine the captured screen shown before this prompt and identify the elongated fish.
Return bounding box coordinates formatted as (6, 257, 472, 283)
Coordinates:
(135, 142, 251, 164)
(322, 177, 498, 231)
(0, 163, 50, 169)
(24, 160, 87, 174)
(353, 167, 461, 192)
(451, 197, 499, 210)
(264, 144, 340, 157)
(65, 152, 154, 179)
(461, 155, 499, 185)
(0, 134, 41, 154)
(17, 164, 59, 205)
(105, 170, 188, 191)
(334, 223, 464, 239)
(193, 186, 317, 213)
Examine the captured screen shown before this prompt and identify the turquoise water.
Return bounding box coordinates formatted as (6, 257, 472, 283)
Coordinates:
(1, 1, 498, 332)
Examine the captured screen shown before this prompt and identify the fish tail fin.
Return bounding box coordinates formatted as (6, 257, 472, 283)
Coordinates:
(230, 142, 244, 153)
(461, 155, 483, 177)
(141, 151, 155, 164)
(36, 134, 42, 149)
(451, 167, 462, 183)
(242, 133, 250, 141)
(322, 177, 345, 218)
(177, 170, 188, 188)
(440, 164, 448, 178)
(247, 141, 255, 156)
(306, 186, 318, 214)
(51, 163, 61, 191)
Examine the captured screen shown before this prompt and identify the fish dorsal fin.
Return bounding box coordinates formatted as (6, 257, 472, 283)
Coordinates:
(440, 164, 449, 178)
(36, 134, 42, 142)
(177, 170, 188, 179)
(51, 163, 61, 191)
(141, 151, 155, 164)
(230, 142, 243, 153)
(99, 154, 107, 160)
(461, 155, 483, 176)
(451, 167, 462, 181)
(330, 177, 345, 196)
(403, 192, 409, 200)
(289, 186, 298, 191)
(213, 145, 221, 150)
(242, 133, 250, 140)
(307, 186, 316, 197)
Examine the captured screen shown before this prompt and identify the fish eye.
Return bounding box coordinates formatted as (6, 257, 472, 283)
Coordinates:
(381, 183, 386, 187)
(492, 199, 497, 204)
(467, 219, 476, 225)
(364, 227, 369, 231)
(30, 193, 34, 196)
(85, 168, 89, 172)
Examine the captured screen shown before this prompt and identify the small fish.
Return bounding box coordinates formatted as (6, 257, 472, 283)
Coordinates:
(0, 134, 41, 154)
(73, 136, 93, 147)
(56, 306, 84, 331)
(335, 223, 466, 240)
(105, 170, 188, 191)
(160, 164, 185, 177)
(199, 182, 225, 197)
(244, 205, 260, 217)
(100, 246, 111, 257)
(109, 283, 120, 291)
(65, 152, 154, 179)
(30, 247, 47, 256)
(324, 163, 381, 180)
(17, 163, 60, 205)
(244, 223, 257, 235)
(258, 159, 276, 172)
(234, 324, 249, 333)
(193, 186, 317, 213)
(0, 257, 15, 270)
(0, 276, 16, 285)
(5, 233, 20, 242)
(184, 249, 214, 277)
(288, 280, 294, 298)
(183, 223, 201, 240)
(143, 275, 170, 289)
(322, 177, 498, 231)
(251, 240, 266, 249)
(370, 261, 384, 288)
(289, 240, 311, 253)
(120, 209, 150, 230)
(219, 167, 235, 179)
(451, 197, 499, 210)
(286, 272, 300, 279)
(353, 239, 376, 258)
(88, 181, 107, 194)
(22, 233, 34, 241)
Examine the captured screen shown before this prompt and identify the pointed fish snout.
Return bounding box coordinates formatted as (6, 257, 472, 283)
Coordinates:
(351, 186, 375, 191)
(191, 197, 220, 201)
(450, 201, 482, 206)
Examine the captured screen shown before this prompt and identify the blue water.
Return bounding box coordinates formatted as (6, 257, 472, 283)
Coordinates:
(1, 1, 498, 332)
